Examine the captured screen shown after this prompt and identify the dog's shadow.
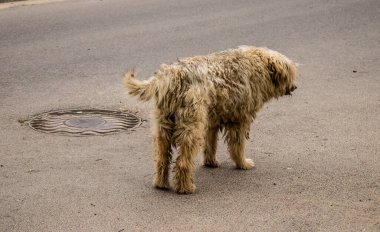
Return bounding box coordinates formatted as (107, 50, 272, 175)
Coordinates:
(194, 162, 264, 194)
(150, 160, 266, 195)
(148, 149, 274, 195)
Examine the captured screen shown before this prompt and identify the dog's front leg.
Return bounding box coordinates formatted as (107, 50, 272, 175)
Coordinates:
(226, 123, 255, 170)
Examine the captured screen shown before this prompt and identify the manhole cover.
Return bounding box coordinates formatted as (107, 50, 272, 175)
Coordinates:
(28, 109, 142, 136)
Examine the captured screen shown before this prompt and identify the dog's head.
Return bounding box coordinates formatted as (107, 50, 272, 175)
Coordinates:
(263, 48, 298, 97)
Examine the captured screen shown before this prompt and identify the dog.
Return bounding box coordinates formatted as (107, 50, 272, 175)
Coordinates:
(123, 45, 297, 194)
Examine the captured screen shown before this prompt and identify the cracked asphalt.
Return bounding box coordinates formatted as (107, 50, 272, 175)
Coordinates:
(0, 0, 379, 231)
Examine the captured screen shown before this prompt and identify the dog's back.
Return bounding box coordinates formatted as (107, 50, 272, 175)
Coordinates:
(124, 46, 297, 116)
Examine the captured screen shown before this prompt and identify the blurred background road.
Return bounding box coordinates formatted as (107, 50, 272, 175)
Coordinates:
(0, 0, 379, 231)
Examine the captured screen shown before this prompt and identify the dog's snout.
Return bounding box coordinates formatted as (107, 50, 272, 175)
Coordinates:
(285, 85, 297, 95)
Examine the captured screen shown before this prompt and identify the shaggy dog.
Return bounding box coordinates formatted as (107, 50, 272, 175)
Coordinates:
(124, 46, 297, 194)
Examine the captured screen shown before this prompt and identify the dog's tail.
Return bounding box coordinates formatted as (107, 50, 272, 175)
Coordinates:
(123, 70, 157, 101)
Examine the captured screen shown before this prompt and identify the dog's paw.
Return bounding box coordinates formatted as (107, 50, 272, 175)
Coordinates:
(154, 184, 171, 190)
(176, 183, 196, 194)
(237, 159, 255, 170)
(204, 159, 219, 168)
(153, 178, 170, 190)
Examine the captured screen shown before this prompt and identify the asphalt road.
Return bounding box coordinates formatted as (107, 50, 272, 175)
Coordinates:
(1, 0, 379, 231)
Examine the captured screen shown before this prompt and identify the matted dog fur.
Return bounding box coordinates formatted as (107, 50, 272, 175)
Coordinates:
(124, 46, 297, 194)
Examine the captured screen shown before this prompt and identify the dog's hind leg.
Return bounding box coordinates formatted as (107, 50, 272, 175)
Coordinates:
(174, 136, 199, 194)
(152, 111, 173, 190)
(225, 123, 255, 170)
(203, 127, 219, 168)
(173, 104, 206, 194)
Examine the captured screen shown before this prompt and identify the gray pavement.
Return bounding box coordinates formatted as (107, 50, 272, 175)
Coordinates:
(1, 0, 379, 231)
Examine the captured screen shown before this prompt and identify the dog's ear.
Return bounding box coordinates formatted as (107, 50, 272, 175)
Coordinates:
(268, 59, 282, 87)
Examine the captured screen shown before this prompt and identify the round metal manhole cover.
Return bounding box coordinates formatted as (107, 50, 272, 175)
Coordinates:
(28, 109, 142, 136)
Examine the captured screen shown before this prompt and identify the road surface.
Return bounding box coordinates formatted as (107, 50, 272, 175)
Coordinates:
(1, 0, 379, 231)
